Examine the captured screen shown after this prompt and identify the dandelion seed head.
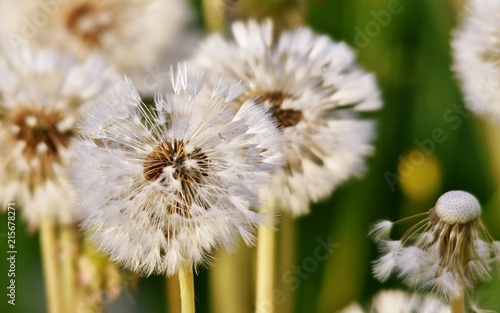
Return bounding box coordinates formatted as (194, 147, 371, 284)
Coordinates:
(435, 190, 481, 224)
(193, 19, 381, 216)
(452, 0, 500, 121)
(0, 46, 118, 227)
(371, 190, 500, 300)
(72, 64, 284, 276)
(0, 0, 195, 95)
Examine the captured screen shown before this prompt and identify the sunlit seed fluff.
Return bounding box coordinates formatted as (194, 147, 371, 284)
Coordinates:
(192, 19, 382, 216)
(371, 190, 500, 300)
(452, 0, 500, 121)
(369, 220, 393, 241)
(338, 290, 451, 313)
(71, 64, 284, 276)
(0, 0, 195, 94)
(0, 46, 118, 227)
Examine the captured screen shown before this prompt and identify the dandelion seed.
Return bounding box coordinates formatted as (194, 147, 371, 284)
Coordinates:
(372, 240, 401, 282)
(72, 64, 284, 276)
(369, 220, 394, 241)
(371, 190, 500, 301)
(193, 19, 382, 216)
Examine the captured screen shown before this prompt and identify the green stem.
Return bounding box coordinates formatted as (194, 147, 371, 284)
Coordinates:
(60, 225, 77, 313)
(40, 217, 62, 313)
(481, 120, 500, 186)
(255, 203, 276, 313)
(209, 247, 251, 313)
(166, 275, 182, 313)
(202, 0, 227, 34)
(277, 214, 296, 313)
(450, 295, 466, 313)
(178, 266, 195, 313)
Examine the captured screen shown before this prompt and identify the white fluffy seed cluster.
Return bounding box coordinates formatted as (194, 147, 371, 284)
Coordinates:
(435, 190, 481, 224)
(0, 46, 119, 227)
(193, 19, 381, 216)
(452, 0, 500, 121)
(338, 290, 451, 313)
(371, 190, 500, 300)
(72, 64, 285, 276)
(0, 0, 195, 95)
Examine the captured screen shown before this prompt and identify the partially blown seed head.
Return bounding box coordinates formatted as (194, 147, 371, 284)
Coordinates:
(435, 190, 481, 225)
(370, 190, 500, 300)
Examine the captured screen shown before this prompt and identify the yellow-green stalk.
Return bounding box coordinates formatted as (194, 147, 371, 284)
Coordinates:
(40, 217, 63, 313)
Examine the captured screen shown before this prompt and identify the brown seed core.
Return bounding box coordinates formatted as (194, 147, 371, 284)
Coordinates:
(480, 50, 500, 65)
(10, 106, 73, 163)
(143, 140, 210, 216)
(259, 91, 303, 129)
(65, 3, 111, 47)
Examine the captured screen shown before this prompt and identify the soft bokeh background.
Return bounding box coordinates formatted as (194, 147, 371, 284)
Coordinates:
(1, 0, 500, 312)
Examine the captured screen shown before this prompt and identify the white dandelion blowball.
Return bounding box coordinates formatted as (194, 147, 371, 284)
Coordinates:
(452, 0, 500, 121)
(193, 19, 382, 216)
(370, 190, 500, 300)
(435, 190, 481, 225)
(0, 0, 194, 94)
(0, 45, 119, 227)
(72, 64, 284, 276)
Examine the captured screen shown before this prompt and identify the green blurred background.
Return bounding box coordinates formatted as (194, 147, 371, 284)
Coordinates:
(1, 0, 500, 312)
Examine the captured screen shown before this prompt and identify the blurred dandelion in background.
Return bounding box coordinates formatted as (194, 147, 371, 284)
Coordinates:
(0, 0, 197, 94)
(0, 44, 133, 313)
(0, 46, 118, 227)
(452, 0, 500, 122)
(193, 19, 381, 217)
(338, 289, 451, 313)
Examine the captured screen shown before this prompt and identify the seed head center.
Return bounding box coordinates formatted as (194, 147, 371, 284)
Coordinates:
(143, 139, 209, 187)
(259, 91, 303, 129)
(10, 106, 73, 162)
(434, 190, 481, 225)
(65, 3, 112, 47)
